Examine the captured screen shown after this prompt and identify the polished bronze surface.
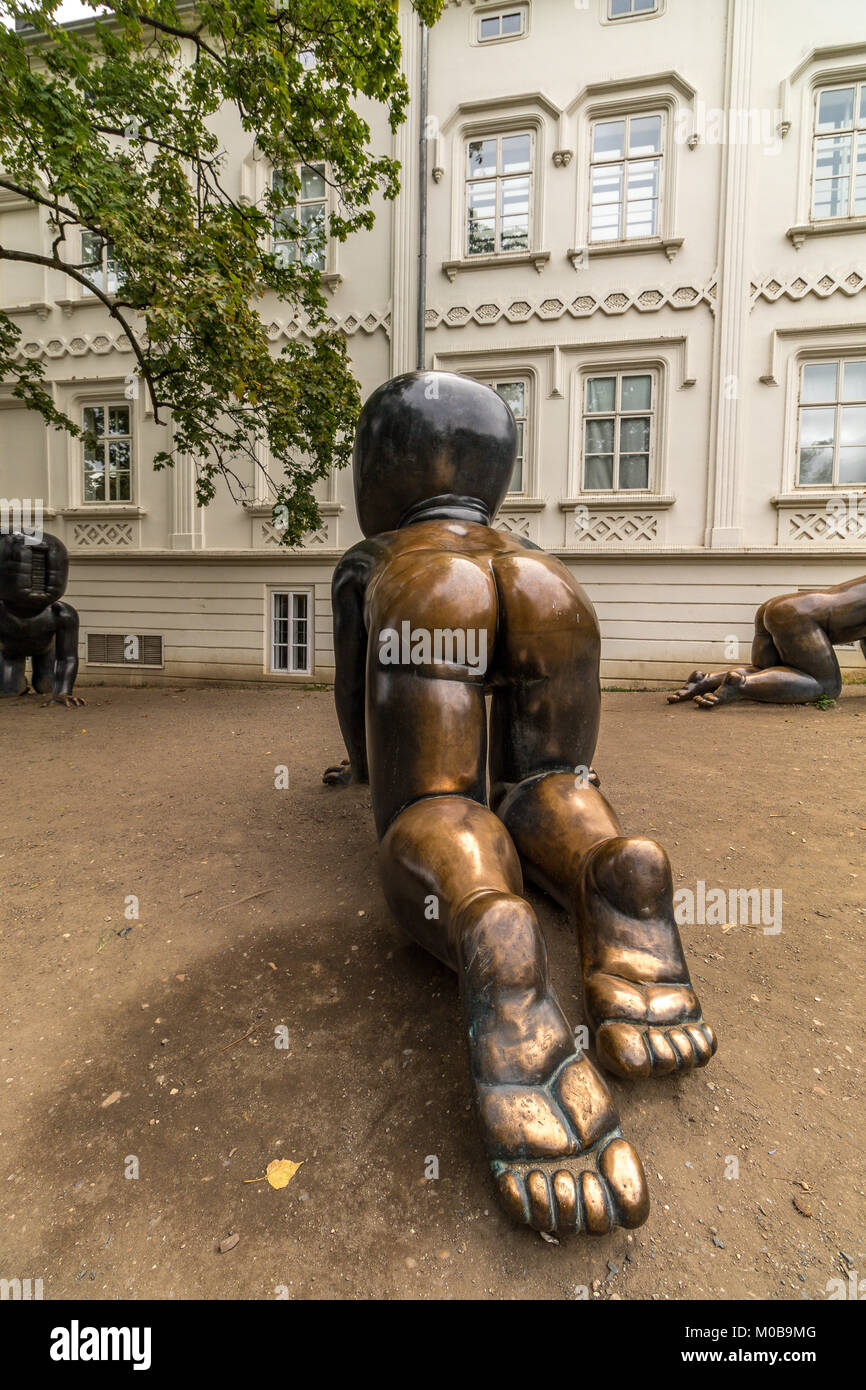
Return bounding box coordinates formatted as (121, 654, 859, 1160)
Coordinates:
(324, 370, 715, 1235)
(668, 575, 866, 707)
(0, 530, 85, 707)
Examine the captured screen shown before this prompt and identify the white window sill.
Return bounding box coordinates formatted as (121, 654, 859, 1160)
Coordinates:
(772, 490, 866, 506)
(569, 237, 683, 265)
(786, 216, 866, 248)
(498, 497, 546, 512)
(55, 295, 121, 316)
(560, 494, 675, 510)
(443, 250, 551, 282)
(61, 505, 144, 517)
(243, 500, 343, 515)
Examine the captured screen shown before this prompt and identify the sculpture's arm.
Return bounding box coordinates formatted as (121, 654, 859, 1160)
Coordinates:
(511, 535, 599, 785)
(49, 601, 84, 705)
(323, 540, 382, 786)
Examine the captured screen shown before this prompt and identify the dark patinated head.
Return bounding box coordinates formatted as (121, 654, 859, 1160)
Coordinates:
(353, 371, 517, 537)
(0, 530, 68, 614)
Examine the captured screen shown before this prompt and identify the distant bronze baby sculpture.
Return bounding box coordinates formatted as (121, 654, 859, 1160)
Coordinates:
(0, 530, 85, 707)
(324, 371, 716, 1236)
(668, 575, 866, 708)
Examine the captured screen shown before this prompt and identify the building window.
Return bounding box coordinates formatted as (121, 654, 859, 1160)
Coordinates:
(273, 164, 327, 270)
(798, 358, 866, 485)
(271, 589, 312, 674)
(465, 132, 532, 256)
(582, 371, 655, 490)
(82, 403, 133, 502)
(589, 112, 662, 242)
(478, 6, 527, 41)
(811, 83, 866, 221)
(490, 380, 528, 492)
(608, 0, 657, 16)
(80, 230, 122, 295)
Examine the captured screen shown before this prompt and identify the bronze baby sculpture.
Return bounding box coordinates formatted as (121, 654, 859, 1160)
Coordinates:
(669, 575, 866, 708)
(0, 530, 85, 707)
(324, 371, 716, 1235)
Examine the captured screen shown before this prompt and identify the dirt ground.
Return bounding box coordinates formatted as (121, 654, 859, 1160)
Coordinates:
(1, 683, 864, 1302)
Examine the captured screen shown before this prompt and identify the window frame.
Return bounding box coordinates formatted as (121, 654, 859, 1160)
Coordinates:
(579, 367, 658, 494)
(588, 109, 665, 246)
(271, 162, 329, 273)
(81, 400, 134, 505)
(464, 129, 534, 259)
(605, 0, 659, 19)
(269, 587, 313, 676)
(481, 375, 531, 495)
(80, 229, 122, 297)
(809, 81, 866, 223)
(474, 4, 529, 44)
(795, 355, 866, 489)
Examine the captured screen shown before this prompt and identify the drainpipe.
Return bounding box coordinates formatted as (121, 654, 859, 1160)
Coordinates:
(416, 20, 429, 371)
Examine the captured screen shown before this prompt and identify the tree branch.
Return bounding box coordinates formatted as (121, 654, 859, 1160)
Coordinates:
(0, 246, 161, 423)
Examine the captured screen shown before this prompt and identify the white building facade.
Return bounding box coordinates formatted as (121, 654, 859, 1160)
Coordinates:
(1, 0, 865, 687)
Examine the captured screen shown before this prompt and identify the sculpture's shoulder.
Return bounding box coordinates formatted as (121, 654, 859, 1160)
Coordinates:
(332, 535, 397, 598)
(51, 599, 78, 624)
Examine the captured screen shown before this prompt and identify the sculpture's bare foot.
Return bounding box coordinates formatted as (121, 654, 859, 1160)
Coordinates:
(322, 758, 353, 786)
(42, 694, 86, 708)
(694, 670, 747, 708)
(460, 893, 649, 1235)
(579, 838, 717, 1081)
(667, 670, 711, 702)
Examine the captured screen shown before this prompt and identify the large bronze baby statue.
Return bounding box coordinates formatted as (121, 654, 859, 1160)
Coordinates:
(0, 529, 84, 707)
(668, 575, 866, 708)
(324, 372, 716, 1235)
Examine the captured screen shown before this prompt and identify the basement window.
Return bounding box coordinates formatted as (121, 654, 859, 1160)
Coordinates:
(87, 633, 164, 667)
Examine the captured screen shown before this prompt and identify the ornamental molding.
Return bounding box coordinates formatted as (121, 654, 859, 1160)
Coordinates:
(11, 309, 391, 362)
(69, 519, 136, 549)
(759, 319, 866, 387)
(778, 42, 866, 137)
(426, 280, 716, 331)
(751, 267, 866, 308)
(563, 509, 661, 547)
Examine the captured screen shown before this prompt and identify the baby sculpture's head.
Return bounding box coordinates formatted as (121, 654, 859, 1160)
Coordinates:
(0, 530, 68, 615)
(353, 371, 517, 537)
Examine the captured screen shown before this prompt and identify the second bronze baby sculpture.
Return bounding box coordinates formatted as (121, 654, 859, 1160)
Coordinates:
(668, 575, 866, 708)
(324, 371, 717, 1235)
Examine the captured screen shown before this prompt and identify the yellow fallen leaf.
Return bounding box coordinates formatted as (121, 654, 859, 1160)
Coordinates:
(266, 1158, 303, 1190)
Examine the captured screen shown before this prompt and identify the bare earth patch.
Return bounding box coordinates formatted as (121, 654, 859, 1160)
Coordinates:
(1, 685, 863, 1300)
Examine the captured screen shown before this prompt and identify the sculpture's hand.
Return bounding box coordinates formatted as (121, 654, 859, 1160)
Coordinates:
(42, 694, 86, 708)
(322, 759, 354, 786)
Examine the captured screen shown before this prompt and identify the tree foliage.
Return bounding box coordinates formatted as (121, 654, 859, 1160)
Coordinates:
(0, 0, 443, 542)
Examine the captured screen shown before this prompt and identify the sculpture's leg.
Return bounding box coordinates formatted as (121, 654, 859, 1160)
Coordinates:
(485, 547, 715, 1082)
(668, 602, 781, 702)
(694, 602, 840, 707)
(30, 647, 55, 695)
(667, 667, 752, 703)
(495, 774, 716, 1080)
(379, 793, 649, 1234)
(0, 652, 28, 696)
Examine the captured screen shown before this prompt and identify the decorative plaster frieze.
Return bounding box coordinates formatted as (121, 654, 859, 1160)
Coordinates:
(426, 279, 715, 332)
(560, 505, 662, 547)
(12, 309, 390, 362)
(70, 519, 135, 548)
(750, 267, 866, 307)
